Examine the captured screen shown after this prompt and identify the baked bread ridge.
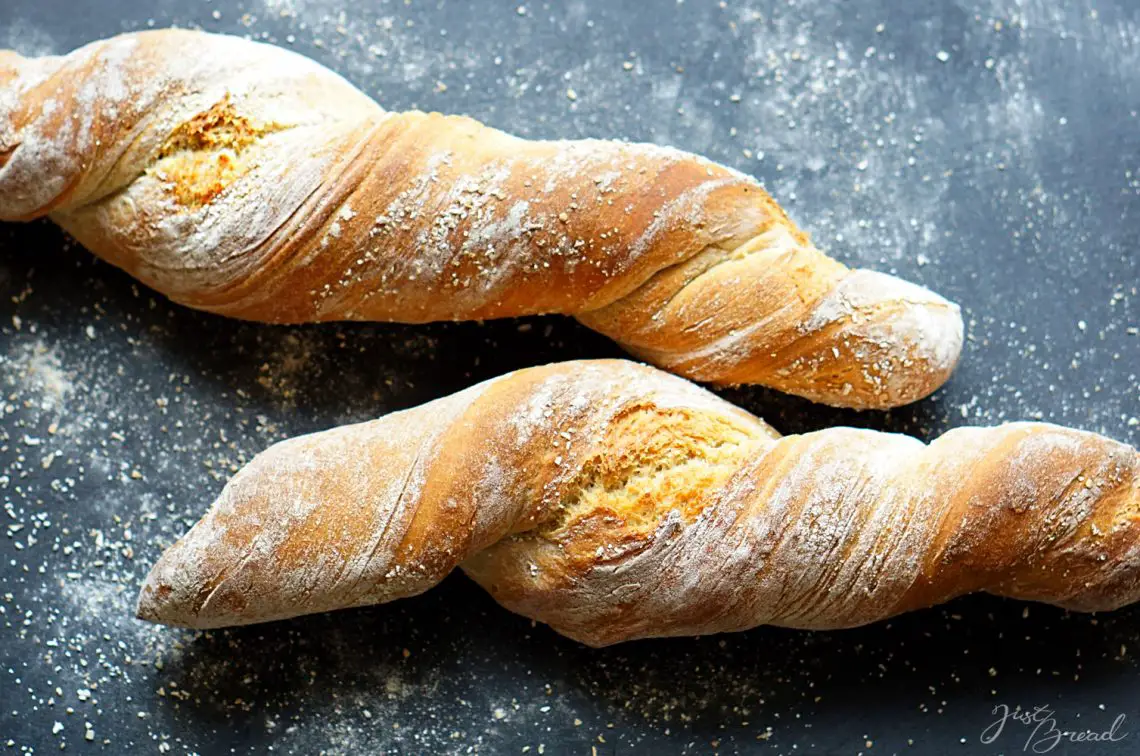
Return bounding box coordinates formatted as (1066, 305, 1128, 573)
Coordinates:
(136, 359, 1140, 647)
(1, 29, 964, 409)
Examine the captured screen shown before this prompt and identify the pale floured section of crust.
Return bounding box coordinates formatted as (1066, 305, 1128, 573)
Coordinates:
(135, 379, 498, 629)
(799, 269, 964, 374)
(2, 31, 376, 218)
(54, 126, 346, 298)
(580, 223, 964, 408)
(782, 268, 965, 406)
(2, 30, 382, 302)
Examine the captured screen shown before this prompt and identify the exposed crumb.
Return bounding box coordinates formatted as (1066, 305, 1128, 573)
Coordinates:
(149, 94, 280, 207)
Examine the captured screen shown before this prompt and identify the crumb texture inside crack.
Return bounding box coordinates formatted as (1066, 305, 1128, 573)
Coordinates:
(149, 94, 277, 207)
(539, 405, 770, 564)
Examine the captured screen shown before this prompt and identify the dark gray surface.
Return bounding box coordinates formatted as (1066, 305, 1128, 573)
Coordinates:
(1, 0, 1138, 753)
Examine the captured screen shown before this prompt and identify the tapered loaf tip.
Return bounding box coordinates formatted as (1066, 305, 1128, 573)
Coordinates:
(135, 535, 212, 628)
(805, 269, 965, 409)
(135, 582, 163, 624)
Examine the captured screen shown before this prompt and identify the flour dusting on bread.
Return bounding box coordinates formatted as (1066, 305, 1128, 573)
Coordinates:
(1, 29, 965, 408)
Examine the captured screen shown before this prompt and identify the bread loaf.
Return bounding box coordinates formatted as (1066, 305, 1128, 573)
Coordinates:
(136, 360, 1140, 646)
(0, 30, 964, 408)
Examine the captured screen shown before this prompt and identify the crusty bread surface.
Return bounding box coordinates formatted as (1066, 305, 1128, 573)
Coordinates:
(137, 360, 1140, 646)
(0, 30, 964, 408)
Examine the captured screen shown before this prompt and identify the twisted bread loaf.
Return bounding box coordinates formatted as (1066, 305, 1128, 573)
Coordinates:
(137, 360, 1140, 646)
(0, 30, 963, 408)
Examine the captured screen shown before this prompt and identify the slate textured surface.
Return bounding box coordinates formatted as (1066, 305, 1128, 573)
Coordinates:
(1, 0, 1137, 753)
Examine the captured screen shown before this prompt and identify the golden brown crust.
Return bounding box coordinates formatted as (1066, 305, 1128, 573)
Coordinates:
(1, 30, 963, 408)
(136, 360, 1140, 646)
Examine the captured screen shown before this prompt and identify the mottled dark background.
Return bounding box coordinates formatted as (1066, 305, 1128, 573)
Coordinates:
(1, 0, 1137, 753)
